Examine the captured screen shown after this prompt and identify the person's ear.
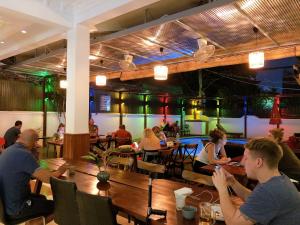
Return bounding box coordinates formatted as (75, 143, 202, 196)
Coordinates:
(256, 157, 263, 168)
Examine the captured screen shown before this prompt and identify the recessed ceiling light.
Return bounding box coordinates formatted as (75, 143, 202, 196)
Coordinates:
(21, 30, 27, 34)
(0, 41, 4, 44)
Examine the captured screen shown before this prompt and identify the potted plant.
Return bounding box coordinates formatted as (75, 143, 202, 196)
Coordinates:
(81, 148, 116, 183)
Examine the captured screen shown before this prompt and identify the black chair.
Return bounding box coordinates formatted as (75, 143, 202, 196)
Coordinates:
(0, 196, 45, 225)
(115, 137, 132, 148)
(76, 190, 118, 225)
(50, 177, 80, 225)
(174, 144, 198, 175)
(142, 149, 160, 162)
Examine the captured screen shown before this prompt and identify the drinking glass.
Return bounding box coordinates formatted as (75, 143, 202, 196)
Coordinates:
(199, 202, 215, 225)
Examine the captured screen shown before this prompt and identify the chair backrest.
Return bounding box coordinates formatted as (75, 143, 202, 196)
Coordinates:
(50, 177, 80, 225)
(183, 144, 198, 162)
(160, 148, 174, 165)
(76, 191, 117, 225)
(115, 137, 132, 147)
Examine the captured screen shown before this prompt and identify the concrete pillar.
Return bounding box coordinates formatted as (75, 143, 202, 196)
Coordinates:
(64, 24, 90, 160)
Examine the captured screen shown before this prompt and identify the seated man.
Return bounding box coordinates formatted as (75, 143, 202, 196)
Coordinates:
(4, 120, 22, 148)
(113, 125, 132, 147)
(212, 138, 300, 225)
(0, 129, 67, 221)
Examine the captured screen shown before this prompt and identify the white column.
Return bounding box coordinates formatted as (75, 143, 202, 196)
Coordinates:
(66, 25, 89, 134)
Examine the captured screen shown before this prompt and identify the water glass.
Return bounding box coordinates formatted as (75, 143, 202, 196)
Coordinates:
(199, 202, 215, 225)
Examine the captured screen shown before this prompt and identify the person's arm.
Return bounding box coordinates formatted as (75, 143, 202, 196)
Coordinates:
(212, 169, 254, 225)
(223, 169, 252, 201)
(207, 145, 230, 165)
(220, 145, 228, 158)
(32, 164, 67, 183)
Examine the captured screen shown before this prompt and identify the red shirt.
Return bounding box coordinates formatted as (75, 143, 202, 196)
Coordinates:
(114, 129, 132, 139)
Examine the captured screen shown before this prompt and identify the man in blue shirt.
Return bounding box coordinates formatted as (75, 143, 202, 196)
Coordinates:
(3, 120, 22, 148)
(212, 138, 300, 225)
(0, 129, 67, 221)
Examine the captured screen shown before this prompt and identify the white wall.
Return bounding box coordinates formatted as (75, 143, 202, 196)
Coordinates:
(1, 111, 300, 141)
(91, 113, 181, 139)
(208, 115, 300, 140)
(0, 111, 62, 137)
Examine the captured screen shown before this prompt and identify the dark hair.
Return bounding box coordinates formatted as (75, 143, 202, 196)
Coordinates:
(15, 120, 22, 126)
(209, 129, 225, 143)
(245, 138, 283, 169)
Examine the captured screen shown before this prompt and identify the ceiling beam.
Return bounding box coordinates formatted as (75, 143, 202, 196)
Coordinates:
(76, 0, 160, 26)
(0, 0, 71, 28)
(6, 48, 66, 69)
(233, 3, 280, 47)
(91, 0, 237, 44)
(0, 29, 66, 61)
(174, 20, 226, 50)
(90, 45, 300, 81)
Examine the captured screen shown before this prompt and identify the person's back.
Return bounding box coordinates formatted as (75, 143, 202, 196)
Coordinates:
(240, 174, 300, 225)
(115, 129, 131, 139)
(4, 126, 21, 148)
(0, 143, 39, 215)
(278, 143, 300, 181)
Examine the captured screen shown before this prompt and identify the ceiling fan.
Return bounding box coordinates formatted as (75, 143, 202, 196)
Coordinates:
(119, 54, 136, 70)
(193, 38, 215, 62)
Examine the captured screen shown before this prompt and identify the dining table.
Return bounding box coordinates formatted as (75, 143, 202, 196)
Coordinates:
(37, 158, 226, 225)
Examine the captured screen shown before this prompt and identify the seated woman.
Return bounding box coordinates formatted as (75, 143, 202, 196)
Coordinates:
(57, 123, 65, 140)
(269, 128, 300, 182)
(152, 126, 167, 143)
(193, 129, 231, 173)
(89, 118, 99, 137)
(139, 128, 161, 162)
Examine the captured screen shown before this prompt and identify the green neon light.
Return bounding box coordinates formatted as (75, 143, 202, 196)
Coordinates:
(32, 70, 50, 77)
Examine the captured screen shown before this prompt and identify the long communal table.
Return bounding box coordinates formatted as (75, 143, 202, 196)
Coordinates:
(40, 158, 225, 225)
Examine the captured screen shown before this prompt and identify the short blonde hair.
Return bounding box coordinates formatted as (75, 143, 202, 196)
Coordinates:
(245, 138, 283, 169)
(144, 128, 155, 138)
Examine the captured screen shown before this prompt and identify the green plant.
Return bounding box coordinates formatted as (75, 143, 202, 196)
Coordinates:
(81, 148, 120, 170)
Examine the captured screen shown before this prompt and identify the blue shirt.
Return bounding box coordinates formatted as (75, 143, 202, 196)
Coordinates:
(240, 174, 300, 225)
(0, 143, 39, 215)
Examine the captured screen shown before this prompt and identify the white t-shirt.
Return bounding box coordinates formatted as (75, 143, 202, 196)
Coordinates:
(196, 142, 222, 164)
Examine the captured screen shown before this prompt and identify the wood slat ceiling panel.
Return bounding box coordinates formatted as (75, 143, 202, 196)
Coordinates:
(236, 0, 300, 46)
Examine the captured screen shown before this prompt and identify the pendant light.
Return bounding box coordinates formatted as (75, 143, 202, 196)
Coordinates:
(59, 80, 67, 89)
(249, 27, 264, 69)
(154, 47, 168, 80)
(96, 60, 107, 86)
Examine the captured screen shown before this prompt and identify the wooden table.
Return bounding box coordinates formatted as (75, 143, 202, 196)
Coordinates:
(201, 156, 245, 177)
(46, 140, 63, 157)
(41, 158, 225, 225)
